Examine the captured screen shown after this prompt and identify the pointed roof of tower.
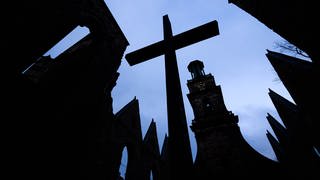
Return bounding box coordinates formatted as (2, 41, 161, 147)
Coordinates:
(267, 50, 320, 153)
(161, 134, 169, 160)
(114, 97, 143, 141)
(266, 113, 289, 149)
(143, 119, 161, 157)
(268, 89, 299, 133)
(266, 50, 315, 108)
(115, 96, 137, 117)
(266, 131, 285, 162)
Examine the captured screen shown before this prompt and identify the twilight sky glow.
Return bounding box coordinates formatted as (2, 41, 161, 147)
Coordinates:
(105, 0, 294, 161)
(46, 0, 295, 162)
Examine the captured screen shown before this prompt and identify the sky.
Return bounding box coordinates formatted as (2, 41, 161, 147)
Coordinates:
(45, 0, 295, 163)
(104, 0, 295, 161)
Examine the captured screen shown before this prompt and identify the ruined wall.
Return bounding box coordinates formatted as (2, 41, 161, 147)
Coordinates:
(110, 98, 163, 180)
(7, 1, 128, 179)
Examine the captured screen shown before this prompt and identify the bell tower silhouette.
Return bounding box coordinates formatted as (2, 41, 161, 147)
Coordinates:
(187, 60, 238, 127)
(186, 60, 242, 178)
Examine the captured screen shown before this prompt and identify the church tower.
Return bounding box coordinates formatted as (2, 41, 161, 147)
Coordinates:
(187, 60, 238, 130)
(186, 60, 276, 178)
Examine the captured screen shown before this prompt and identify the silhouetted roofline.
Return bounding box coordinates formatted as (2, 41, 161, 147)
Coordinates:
(268, 89, 298, 131)
(115, 96, 137, 117)
(266, 130, 284, 162)
(266, 113, 288, 147)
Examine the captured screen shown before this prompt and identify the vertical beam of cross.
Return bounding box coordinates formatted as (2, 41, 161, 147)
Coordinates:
(162, 15, 194, 179)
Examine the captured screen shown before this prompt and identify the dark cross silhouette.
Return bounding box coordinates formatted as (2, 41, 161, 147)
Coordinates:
(125, 15, 219, 179)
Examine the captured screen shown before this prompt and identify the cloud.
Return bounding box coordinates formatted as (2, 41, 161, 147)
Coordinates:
(237, 105, 281, 160)
(106, 0, 293, 161)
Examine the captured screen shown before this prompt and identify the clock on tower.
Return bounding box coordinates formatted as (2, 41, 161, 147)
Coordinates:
(186, 60, 238, 126)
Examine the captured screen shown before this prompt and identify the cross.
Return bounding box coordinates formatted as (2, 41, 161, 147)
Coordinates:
(125, 15, 219, 179)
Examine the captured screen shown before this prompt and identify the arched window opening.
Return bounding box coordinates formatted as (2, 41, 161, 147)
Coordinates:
(314, 146, 320, 158)
(119, 147, 128, 178)
(150, 170, 154, 180)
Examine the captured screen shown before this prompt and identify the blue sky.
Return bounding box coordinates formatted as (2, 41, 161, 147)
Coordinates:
(105, 0, 294, 161)
(45, 1, 294, 161)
